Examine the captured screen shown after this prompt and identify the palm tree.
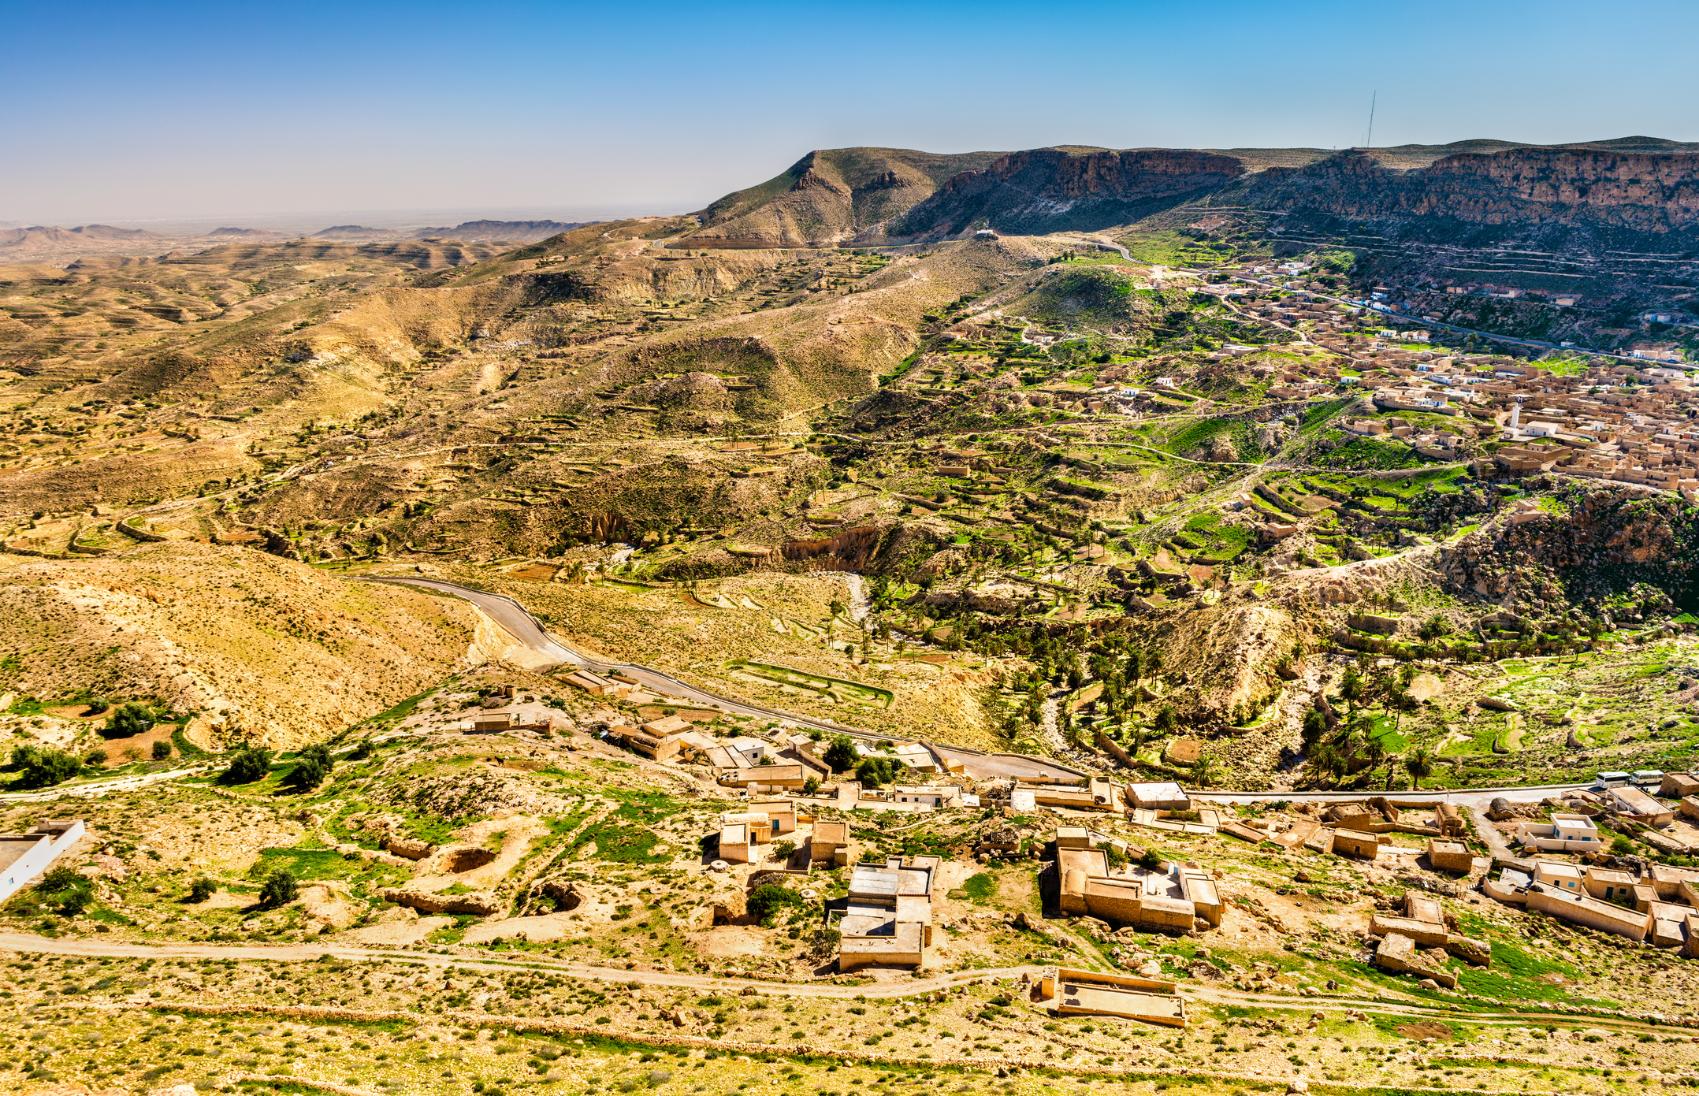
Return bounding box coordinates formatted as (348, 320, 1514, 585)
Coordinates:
(1189, 751, 1217, 789)
(1405, 748, 1433, 790)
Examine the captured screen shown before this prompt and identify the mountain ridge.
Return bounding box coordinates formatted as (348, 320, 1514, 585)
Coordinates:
(687, 137, 1699, 248)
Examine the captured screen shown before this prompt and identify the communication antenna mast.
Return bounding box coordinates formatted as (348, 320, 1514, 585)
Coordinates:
(1365, 90, 1377, 149)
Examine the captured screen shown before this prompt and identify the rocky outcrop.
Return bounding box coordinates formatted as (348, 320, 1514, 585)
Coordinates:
(382, 888, 501, 916)
(1437, 485, 1699, 610)
(896, 148, 1246, 237)
(381, 834, 435, 861)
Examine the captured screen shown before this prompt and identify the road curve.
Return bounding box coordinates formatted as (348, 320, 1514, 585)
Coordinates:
(370, 576, 1611, 803)
(369, 575, 1086, 784)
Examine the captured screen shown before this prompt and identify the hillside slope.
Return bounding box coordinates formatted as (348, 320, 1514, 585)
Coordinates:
(0, 543, 489, 747)
(680, 147, 1005, 247)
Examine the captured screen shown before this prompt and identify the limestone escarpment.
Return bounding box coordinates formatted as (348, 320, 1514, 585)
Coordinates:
(1238, 148, 1699, 234)
(895, 147, 1247, 237)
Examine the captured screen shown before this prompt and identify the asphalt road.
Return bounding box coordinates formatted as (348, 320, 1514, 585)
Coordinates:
(372, 577, 1608, 800)
(370, 576, 1085, 784)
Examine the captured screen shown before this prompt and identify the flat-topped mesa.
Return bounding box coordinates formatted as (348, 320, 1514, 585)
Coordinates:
(1238, 147, 1699, 234)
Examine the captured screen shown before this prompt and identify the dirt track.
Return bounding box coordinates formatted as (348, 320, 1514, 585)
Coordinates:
(0, 931, 1681, 1034)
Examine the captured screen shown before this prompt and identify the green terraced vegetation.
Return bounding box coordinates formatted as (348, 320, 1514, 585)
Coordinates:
(727, 659, 894, 708)
(1161, 416, 1260, 461)
(1173, 512, 1251, 563)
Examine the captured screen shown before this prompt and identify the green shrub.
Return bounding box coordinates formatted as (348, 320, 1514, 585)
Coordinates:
(188, 878, 216, 903)
(822, 735, 858, 773)
(257, 869, 298, 909)
(746, 883, 804, 926)
(7, 745, 84, 789)
(219, 747, 272, 785)
(283, 744, 332, 792)
(854, 756, 903, 786)
(36, 867, 94, 916)
(102, 702, 155, 740)
(151, 740, 172, 761)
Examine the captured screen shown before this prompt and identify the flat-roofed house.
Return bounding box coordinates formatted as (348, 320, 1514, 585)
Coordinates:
(1127, 782, 1191, 812)
(611, 718, 689, 761)
(1524, 881, 1653, 942)
(890, 785, 962, 811)
(837, 855, 938, 971)
(1016, 777, 1123, 813)
(1582, 865, 1638, 905)
(1648, 901, 1692, 949)
(717, 820, 753, 864)
(809, 820, 851, 867)
(1660, 772, 1699, 799)
(642, 714, 691, 738)
(748, 799, 796, 836)
(0, 820, 85, 904)
(1054, 833, 1215, 934)
(563, 670, 630, 698)
(1608, 785, 1676, 827)
(1518, 813, 1602, 852)
(1682, 796, 1699, 822)
(1331, 828, 1380, 860)
(1177, 865, 1223, 928)
(1648, 863, 1699, 902)
(1534, 861, 1585, 893)
(728, 763, 808, 792)
(1055, 826, 1094, 850)
(1426, 839, 1474, 873)
(471, 710, 516, 734)
(1039, 967, 1187, 1028)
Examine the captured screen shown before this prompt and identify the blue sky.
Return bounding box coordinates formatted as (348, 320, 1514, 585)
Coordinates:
(5, 0, 1697, 224)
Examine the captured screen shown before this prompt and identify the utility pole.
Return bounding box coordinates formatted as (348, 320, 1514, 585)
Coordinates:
(1365, 90, 1377, 149)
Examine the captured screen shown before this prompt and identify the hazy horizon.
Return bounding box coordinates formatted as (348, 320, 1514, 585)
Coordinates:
(8, 0, 1699, 225)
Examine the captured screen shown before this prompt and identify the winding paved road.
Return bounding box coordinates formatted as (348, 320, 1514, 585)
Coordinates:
(370, 576, 1085, 783)
(370, 576, 1601, 804)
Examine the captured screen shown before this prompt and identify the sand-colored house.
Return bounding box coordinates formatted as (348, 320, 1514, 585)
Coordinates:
(1368, 891, 1489, 967)
(809, 820, 851, 867)
(838, 855, 938, 971)
(1038, 967, 1187, 1028)
(563, 670, 631, 699)
(1524, 881, 1653, 942)
(1659, 772, 1699, 799)
(1425, 839, 1474, 873)
(749, 799, 796, 836)
(1014, 777, 1123, 813)
(1582, 865, 1638, 905)
(1053, 832, 1218, 934)
(1331, 828, 1380, 860)
(728, 763, 808, 792)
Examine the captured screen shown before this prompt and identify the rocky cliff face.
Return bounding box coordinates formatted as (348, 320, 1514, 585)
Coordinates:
(1438, 486, 1699, 612)
(691, 141, 1699, 248)
(1235, 148, 1699, 234)
(895, 148, 1246, 237)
